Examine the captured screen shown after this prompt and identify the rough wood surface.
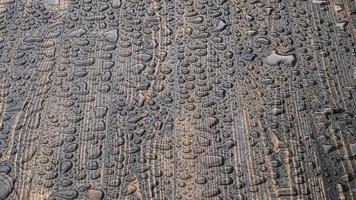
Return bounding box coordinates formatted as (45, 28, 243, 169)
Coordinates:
(0, 0, 356, 199)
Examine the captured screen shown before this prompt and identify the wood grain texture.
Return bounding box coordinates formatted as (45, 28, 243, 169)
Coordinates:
(0, 0, 355, 199)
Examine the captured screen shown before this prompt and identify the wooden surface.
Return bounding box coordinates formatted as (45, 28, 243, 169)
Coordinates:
(0, 0, 356, 199)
